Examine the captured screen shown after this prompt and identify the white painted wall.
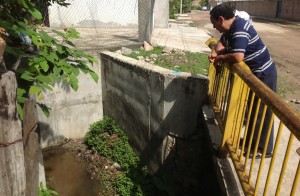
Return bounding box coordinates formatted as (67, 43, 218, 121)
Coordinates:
(49, 0, 138, 28)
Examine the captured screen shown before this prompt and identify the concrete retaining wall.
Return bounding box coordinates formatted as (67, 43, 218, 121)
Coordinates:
(100, 51, 209, 172)
(38, 50, 103, 148)
(37, 48, 210, 173)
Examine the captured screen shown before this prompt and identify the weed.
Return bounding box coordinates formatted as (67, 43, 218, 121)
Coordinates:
(38, 182, 58, 196)
(84, 116, 166, 195)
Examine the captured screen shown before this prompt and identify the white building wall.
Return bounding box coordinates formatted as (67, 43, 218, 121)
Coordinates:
(48, 0, 138, 28)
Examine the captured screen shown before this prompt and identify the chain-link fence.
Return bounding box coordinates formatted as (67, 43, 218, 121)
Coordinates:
(38, 0, 146, 50)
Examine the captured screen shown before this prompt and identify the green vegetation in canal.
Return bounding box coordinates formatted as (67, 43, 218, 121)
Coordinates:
(127, 46, 209, 76)
(38, 183, 58, 196)
(84, 116, 166, 196)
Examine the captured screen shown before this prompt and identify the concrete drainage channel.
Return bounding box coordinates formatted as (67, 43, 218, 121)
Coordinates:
(42, 115, 223, 195)
(40, 50, 237, 195)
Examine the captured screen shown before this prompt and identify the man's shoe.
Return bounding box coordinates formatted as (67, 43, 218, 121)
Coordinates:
(247, 151, 273, 159)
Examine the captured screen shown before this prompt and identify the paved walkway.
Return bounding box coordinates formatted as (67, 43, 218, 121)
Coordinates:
(151, 14, 300, 196)
(151, 15, 210, 54)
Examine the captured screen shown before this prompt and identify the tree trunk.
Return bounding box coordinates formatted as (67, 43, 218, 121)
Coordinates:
(0, 71, 26, 196)
(24, 100, 40, 196)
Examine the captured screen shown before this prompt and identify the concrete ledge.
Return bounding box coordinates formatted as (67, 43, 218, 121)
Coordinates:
(202, 104, 244, 196)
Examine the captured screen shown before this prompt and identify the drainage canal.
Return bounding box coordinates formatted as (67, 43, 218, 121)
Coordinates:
(43, 146, 99, 196)
(42, 117, 223, 195)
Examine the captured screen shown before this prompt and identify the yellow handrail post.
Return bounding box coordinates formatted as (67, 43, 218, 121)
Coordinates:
(221, 72, 244, 148)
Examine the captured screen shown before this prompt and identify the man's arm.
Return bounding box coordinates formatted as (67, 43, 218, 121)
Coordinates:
(213, 52, 244, 67)
(216, 41, 225, 54)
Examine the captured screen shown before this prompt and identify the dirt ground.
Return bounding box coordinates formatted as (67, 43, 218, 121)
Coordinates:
(189, 11, 300, 112)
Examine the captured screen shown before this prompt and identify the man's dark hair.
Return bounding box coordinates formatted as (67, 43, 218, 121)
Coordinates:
(210, 4, 235, 21)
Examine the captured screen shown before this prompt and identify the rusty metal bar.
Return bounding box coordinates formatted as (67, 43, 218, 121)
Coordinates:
(231, 62, 300, 141)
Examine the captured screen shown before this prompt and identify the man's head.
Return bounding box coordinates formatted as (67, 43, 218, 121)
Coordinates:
(210, 4, 235, 33)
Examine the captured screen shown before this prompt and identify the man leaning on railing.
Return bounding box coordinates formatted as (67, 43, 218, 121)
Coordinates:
(208, 4, 277, 159)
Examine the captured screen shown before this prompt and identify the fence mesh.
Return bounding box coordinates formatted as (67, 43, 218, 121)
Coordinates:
(38, 0, 144, 50)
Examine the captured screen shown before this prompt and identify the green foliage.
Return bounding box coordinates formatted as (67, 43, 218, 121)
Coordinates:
(200, 0, 208, 6)
(38, 182, 58, 196)
(169, 0, 180, 19)
(0, 0, 99, 118)
(169, 0, 193, 19)
(84, 116, 164, 196)
(128, 46, 209, 76)
(85, 116, 138, 169)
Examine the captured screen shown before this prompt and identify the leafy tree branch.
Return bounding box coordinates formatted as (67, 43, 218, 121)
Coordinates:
(0, 0, 99, 118)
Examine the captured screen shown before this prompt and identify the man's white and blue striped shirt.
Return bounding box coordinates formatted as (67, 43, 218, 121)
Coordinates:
(220, 16, 275, 76)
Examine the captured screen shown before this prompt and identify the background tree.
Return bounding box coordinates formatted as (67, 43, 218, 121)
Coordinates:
(200, 0, 208, 6)
(169, 0, 193, 19)
(0, 0, 99, 118)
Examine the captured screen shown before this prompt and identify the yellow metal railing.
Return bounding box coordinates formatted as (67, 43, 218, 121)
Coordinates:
(206, 38, 300, 195)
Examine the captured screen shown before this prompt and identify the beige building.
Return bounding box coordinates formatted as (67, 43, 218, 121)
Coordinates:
(223, 0, 300, 21)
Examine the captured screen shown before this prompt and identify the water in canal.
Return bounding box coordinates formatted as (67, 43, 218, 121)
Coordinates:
(43, 146, 99, 196)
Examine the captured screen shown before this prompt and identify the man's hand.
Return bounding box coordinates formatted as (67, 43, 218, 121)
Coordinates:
(209, 52, 223, 74)
(209, 52, 217, 63)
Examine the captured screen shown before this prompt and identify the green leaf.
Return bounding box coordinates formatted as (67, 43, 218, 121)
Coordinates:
(56, 45, 64, 54)
(38, 83, 53, 91)
(21, 71, 35, 81)
(66, 47, 74, 55)
(27, 4, 42, 20)
(29, 86, 42, 95)
(31, 35, 44, 46)
(74, 50, 84, 57)
(67, 28, 80, 39)
(17, 103, 24, 120)
(33, 56, 46, 63)
(5, 46, 24, 56)
(39, 31, 53, 43)
(45, 53, 56, 63)
(17, 88, 27, 104)
(70, 66, 80, 76)
(87, 55, 99, 64)
(53, 66, 62, 75)
(57, 59, 67, 67)
(37, 103, 51, 118)
(89, 70, 99, 83)
(40, 61, 49, 72)
(17, 88, 26, 96)
(62, 66, 72, 74)
(52, 29, 65, 37)
(70, 74, 78, 91)
(65, 41, 75, 47)
(36, 75, 52, 84)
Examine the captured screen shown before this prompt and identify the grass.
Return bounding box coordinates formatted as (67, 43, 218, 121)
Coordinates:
(127, 46, 294, 99)
(127, 46, 210, 76)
